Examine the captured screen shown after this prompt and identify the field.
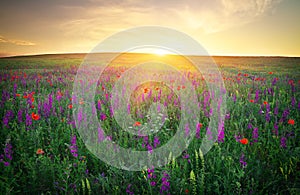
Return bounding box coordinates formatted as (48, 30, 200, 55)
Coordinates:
(0, 53, 299, 194)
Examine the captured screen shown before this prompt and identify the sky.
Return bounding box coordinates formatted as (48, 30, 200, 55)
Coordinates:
(0, 0, 299, 57)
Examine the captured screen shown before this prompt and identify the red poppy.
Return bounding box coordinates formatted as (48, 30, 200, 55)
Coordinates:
(249, 99, 254, 103)
(79, 99, 84, 105)
(268, 72, 273, 75)
(31, 112, 40, 120)
(263, 101, 268, 105)
(185, 189, 189, 194)
(36, 148, 45, 155)
(240, 138, 249, 145)
(134, 121, 141, 127)
(57, 91, 63, 96)
(68, 104, 73, 109)
(16, 94, 20, 97)
(244, 73, 248, 77)
(288, 119, 295, 125)
(288, 80, 294, 85)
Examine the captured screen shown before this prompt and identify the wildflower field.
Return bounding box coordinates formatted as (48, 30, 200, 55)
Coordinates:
(0, 53, 299, 194)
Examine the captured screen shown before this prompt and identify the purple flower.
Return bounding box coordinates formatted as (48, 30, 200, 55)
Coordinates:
(265, 104, 271, 122)
(255, 90, 260, 103)
(142, 136, 149, 148)
(182, 151, 191, 163)
(69, 183, 77, 192)
(0, 142, 13, 166)
(206, 127, 213, 140)
(218, 120, 224, 143)
(196, 123, 201, 139)
(234, 134, 242, 142)
(147, 168, 156, 179)
(4, 143, 13, 161)
(126, 184, 134, 195)
(43, 102, 51, 118)
(271, 77, 278, 86)
(25, 112, 32, 129)
(282, 109, 290, 120)
(280, 137, 287, 148)
(17, 109, 23, 123)
(100, 113, 107, 121)
(3, 110, 14, 128)
(150, 181, 156, 186)
(70, 135, 78, 157)
(273, 123, 279, 136)
(185, 123, 190, 137)
(48, 93, 53, 110)
(153, 136, 160, 148)
(98, 127, 105, 142)
(160, 172, 170, 194)
(232, 94, 237, 103)
(1, 90, 10, 103)
(147, 144, 153, 154)
(97, 100, 102, 110)
(127, 104, 130, 114)
(225, 112, 230, 120)
(267, 87, 274, 96)
(13, 83, 17, 96)
(252, 127, 259, 142)
(291, 97, 296, 107)
(239, 153, 247, 168)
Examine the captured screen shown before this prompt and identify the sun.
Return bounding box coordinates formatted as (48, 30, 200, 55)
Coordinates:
(129, 47, 174, 56)
(152, 48, 170, 56)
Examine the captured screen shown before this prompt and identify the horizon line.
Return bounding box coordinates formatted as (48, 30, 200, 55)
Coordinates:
(1, 51, 300, 59)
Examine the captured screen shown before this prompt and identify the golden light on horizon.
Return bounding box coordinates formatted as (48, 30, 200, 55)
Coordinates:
(152, 48, 170, 56)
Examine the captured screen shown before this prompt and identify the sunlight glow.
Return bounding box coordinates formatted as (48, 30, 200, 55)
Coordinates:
(152, 49, 169, 56)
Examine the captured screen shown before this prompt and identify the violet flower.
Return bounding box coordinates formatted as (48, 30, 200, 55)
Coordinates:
(280, 137, 287, 148)
(70, 135, 78, 158)
(239, 153, 247, 168)
(252, 127, 259, 142)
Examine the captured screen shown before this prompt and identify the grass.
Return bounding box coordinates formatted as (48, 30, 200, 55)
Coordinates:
(0, 53, 299, 194)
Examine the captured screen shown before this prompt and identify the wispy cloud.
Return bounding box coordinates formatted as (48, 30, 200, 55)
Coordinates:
(174, 0, 283, 33)
(0, 35, 36, 46)
(59, 0, 283, 38)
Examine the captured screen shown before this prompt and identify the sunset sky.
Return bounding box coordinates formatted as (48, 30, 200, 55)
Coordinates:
(0, 0, 299, 57)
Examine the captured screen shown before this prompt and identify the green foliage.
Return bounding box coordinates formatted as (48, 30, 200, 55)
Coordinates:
(0, 55, 299, 194)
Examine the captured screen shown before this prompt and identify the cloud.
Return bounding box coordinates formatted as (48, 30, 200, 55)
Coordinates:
(59, 0, 283, 39)
(174, 0, 283, 33)
(0, 35, 36, 46)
